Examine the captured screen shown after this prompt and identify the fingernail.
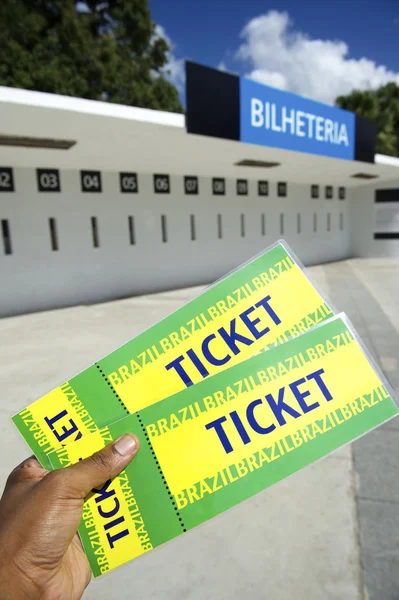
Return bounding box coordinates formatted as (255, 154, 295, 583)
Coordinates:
(113, 434, 138, 457)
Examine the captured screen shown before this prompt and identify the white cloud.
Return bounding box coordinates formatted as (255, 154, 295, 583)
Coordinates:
(217, 61, 227, 72)
(234, 11, 399, 104)
(154, 24, 185, 92)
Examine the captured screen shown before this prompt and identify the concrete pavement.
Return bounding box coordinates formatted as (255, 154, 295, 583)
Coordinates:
(322, 260, 399, 600)
(0, 259, 398, 599)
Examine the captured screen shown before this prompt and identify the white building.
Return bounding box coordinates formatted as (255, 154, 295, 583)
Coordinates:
(1, 62, 399, 317)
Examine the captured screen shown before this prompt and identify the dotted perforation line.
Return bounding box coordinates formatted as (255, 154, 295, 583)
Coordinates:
(136, 412, 187, 533)
(95, 363, 129, 415)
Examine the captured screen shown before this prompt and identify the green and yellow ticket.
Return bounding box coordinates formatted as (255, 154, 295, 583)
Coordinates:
(47, 315, 399, 576)
(13, 241, 333, 467)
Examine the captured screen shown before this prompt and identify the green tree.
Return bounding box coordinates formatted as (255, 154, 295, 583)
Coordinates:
(336, 83, 399, 157)
(0, 0, 183, 113)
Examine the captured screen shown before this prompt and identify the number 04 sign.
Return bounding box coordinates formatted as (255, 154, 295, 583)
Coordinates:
(81, 170, 102, 193)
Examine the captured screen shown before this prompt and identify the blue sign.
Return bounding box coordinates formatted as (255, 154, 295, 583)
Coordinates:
(240, 77, 355, 160)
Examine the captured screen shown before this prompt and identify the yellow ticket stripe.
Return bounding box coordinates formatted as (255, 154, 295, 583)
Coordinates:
(16, 384, 98, 465)
(108, 264, 328, 412)
(56, 428, 152, 576)
(147, 336, 377, 495)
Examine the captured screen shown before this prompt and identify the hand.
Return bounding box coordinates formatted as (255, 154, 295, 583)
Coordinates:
(0, 433, 139, 600)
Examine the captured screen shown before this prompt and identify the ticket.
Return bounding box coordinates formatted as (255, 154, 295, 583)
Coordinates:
(13, 241, 333, 467)
(48, 314, 398, 576)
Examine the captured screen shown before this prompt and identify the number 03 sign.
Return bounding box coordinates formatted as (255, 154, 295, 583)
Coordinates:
(37, 169, 61, 192)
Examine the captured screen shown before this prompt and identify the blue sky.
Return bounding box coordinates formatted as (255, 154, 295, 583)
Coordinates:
(150, 0, 399, 105)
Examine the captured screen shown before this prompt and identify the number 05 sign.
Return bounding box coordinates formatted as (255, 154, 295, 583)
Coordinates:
(120, 172, 138, 193)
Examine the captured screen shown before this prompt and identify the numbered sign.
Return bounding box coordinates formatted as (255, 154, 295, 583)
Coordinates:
(81, 170, 102, 193)
(325, 186, 333, 199)
(212, 178, 225, 195)
(36, 169, 61, 192)
(184, 176, 198, 195)
(0, 167, 14, 192)
(311, 185, 319, 199)
(153, 174, 170, 194)
(258, 180, 268, 196)
(120, 172, 138, 193)
(236, 179, 248, 195)
(278, 182, 287, 197)
(339, 187, 346, 200)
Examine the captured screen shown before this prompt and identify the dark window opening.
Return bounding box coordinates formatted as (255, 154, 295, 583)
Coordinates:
(91, 216, 99, 248)
(1, 219, 12, 255)
(190, 214, 196, 241)
(128, 216, 135, 245)
(217, 214, 222, 239)
(49, 218, 58, 251)
(161, 215, 168, 243)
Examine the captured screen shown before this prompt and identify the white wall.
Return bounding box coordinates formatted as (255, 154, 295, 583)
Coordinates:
(351, 179, 399, 258)
(0, 167, 351, 316)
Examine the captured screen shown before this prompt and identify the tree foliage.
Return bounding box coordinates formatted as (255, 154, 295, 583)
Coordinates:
(336, 83, 399, 157)
(0, 0, 183, 113)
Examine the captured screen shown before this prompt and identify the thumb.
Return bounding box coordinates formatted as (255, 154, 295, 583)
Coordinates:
(57, 433, 140, 499)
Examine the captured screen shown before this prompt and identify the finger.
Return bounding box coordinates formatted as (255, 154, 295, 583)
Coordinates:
(51, 434, 139, 499)
(4, 456, 48, 493)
